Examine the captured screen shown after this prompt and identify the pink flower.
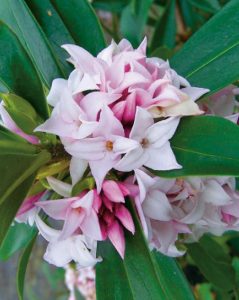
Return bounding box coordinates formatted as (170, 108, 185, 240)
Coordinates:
(36, 189, 102, 240)
(0, 102, 39, 144)
(35, 216, 101, 268)
(115, 107, 181, 172)
(66, 105, 138, 191)
(16, 191, 45, 226)
(62, 38, 208, 124)
(93, 180, 135, 258)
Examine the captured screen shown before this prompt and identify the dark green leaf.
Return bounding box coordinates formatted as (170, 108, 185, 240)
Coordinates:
(150, 0, 176, 51)
(25, 0, 74, 76)
(50, 0, 106, 55)
(188, 0, 221, 14)
(93, 0, 130, 13)
(171, 0, 239, 94)
(17, 234, 37, 300)
(154, 116, 239, 178)
(150, 46, 175, 60)
(0, 174, 36, 247)
(0, 22, 48, 119)
(186, 235, 236, 291)
(0, 223, 37, 261)
(120, 0, 153, 47)
(96, 201, 195, 300)
(0, 149, 50, 246)
(0, 0, 65, 88)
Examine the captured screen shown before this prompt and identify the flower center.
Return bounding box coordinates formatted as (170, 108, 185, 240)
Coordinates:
(105, 140, 113, 151)
(141, 138, 149, 148)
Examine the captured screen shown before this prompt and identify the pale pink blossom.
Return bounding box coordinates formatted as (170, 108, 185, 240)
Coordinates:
(116, 107, 181, 172)
(35, 215, 101, 268)
(36, 189, 102, 241)
(66, 105, 138, 191)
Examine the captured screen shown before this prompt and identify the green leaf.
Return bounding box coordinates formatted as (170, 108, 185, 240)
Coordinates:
(154, 116, 239, 178)
(50, 0, 106, 55)
(0, 0, 65, 88)
(0, 148, 51, 206)
(0, 22, 48, 119)
(0, 223, 37, 261)
(96, 201, 195, 300)
(150, 0, 176, 51)
(17, 234, 37, 300)
(0, 173, 36, 247)
(0, 148, 50, 246)
(25, 0, 74, 76)
(93, 0, 130, 13)
(120, 0, 153, 47)
(188, 0, 221, 14)
(186, 235, 236, 291)
(171, 0, 239, 94)
(1, 93, 40, 134)
(196, 283, 214, 300)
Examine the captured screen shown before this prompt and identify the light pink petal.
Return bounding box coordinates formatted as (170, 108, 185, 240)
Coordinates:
(65, 137, 106, 160)
(113, 136, 139, 154)
(70, 157, 88, 186)
(135, 169, 155, 203)
(145, 142, 181, 171)
(36, 199, 72, 220)
(47, 78, 68, 107)
(115, 205, 135, 233)
(200, 180, 232, 206)
(81, 210, 102, 240)
(60, 210, 83, 240)
(130, 107, 154, 140)
(17, 192, 45, 216)
(90, 154, 117, 193)
(122, 92, 137, 123)
(47, 176, 72, 197)
(134, 196, 149, 238)
(182, 87, 209, 102)
(35, 215, 60, 242)
(102, 180, 125, 203)
(71, 190, 94, 215)
(146, 117, 180, 147)
(68, 69, 99, 94)
(94, 105, 124, 138)
(108, 220, 125, 258)
(80, 92, 120, 121)
(143, 189, 173, 221)
(115, 147, 148, 172)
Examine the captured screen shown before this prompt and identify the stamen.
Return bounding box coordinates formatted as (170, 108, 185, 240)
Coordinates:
(141, 138, 149, 148)
(106, 140, 113, 151)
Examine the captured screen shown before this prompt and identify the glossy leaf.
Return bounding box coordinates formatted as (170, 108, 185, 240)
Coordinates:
(0, 22, 48, 119)
(171, 0, 239, 94)
(154, 116, 239, 178)
(0, 0, 65, 88)
(120, 0, 153, 47)
(150, 0, 176, 51)
(50, 0, 106, 55)
(186, 235, 236, 291)
(17, 234, 37, 300)
(25, 0, 74, 75)
(0, 223, 37, 261)
(96, 201, 195, 300)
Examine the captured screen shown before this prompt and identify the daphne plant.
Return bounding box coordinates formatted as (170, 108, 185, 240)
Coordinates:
(1, 0, 239, 300)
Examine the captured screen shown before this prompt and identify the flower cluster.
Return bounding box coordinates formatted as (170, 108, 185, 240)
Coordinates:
(1, 38, 239, 269)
